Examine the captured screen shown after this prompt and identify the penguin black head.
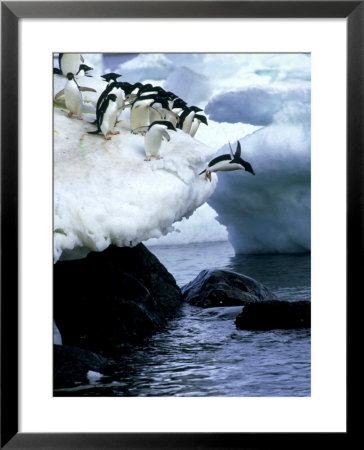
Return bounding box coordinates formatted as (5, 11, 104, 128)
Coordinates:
(149, 120, 177, 132)
(164, 91, 178, 100)
(66, 72, 75, 80)
(195, 114, 208, 126)
(101, 73, 122, 82)
(241, 160, 255, 175)
(79, 64, 93, 73)
(190, 106, 203, 113)
(107, 93, 117, 102)
(132, 82, 144, 90)
(118, 81, 135, 95)
(152, 97, 170, 110)
(172, 98, 187, 109)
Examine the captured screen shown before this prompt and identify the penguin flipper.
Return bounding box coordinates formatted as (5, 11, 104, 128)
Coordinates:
(87, 129, 101, 135)
(199, 169, 206, 175)
(228, 142, 234, 160)
(53, 68, 62, 75)
(79, 86, 97, 93)
(54, 89, 64, 100)
(81, 55, 84, 62)
(235, 141, 241, 159)
(162, 131, 170, 142)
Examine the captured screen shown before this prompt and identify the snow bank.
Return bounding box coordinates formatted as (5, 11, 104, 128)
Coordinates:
(53, 76, 217, 262)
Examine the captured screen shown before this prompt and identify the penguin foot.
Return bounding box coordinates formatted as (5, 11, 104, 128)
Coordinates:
(77, 115, 83, 121)
(144, 156, 152, 161)
(156, 155, 163, 160)
(104, 136, 112, 140)
(205, 171, 212, 182)
(111, 130, 120, 135)
(67, 112, 73, 118)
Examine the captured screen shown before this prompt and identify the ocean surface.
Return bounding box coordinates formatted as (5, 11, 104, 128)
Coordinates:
(56, 241, 311, 397)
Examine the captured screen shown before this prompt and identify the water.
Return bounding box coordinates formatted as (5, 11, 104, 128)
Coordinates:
(56, 241, 310, 397)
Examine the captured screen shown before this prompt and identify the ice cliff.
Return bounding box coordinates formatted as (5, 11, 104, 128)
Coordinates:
(53, 75, 217, 262)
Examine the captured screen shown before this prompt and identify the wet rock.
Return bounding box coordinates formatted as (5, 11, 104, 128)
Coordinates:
(181, 269, 276, 308)
(54, 244, 183, 354)
(54, 344, 116, 389)
(235, 300, 311, 330)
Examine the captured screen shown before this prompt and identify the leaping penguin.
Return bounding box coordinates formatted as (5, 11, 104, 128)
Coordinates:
(144, 121, 177, 161)
(199, 141, 255, 181)
(54, 72, 96, 120)
(87, 93, 119, 140)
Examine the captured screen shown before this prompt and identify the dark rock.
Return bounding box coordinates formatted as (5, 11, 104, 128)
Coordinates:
(235, 300, 311, 330)
(53, 344, 116, 389)
(54, 244, 183, 354)
(181, 269, 277, 308)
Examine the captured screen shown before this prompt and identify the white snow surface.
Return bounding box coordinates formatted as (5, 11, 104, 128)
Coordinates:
(54, 75, 217, 262)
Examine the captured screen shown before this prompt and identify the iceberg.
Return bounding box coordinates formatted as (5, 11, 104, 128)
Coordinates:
(207, 85, 311, 254)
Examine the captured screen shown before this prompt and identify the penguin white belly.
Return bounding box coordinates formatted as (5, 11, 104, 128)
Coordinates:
(209, 161, 243, 173)
(101, 102, 118, 136)
(144, 129, 163, 157)
(190, 119, 200, 137)
(116, 90, 125, 109)
(182, 112, 195, 134)
(149, 105, 164, 123)
(130, 105, 150, 131)
(64, 81, 82, 115)
(109, 87, 125, 109)
(61, 54, 80, 76)
(165, 110, 178, 128)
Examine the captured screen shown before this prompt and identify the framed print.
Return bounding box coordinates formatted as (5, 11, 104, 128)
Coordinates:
(1, 1, 359, 448)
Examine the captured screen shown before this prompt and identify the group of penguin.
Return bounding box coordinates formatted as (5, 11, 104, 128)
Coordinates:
(54, 53, 255, 179)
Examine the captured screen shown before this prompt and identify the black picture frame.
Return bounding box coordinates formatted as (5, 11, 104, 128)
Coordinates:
(1, 1, 359, 448)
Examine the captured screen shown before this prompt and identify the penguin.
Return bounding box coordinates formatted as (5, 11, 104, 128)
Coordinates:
(54, 72, 96, 119)
(144, 121, 177, 161)
(148, 96, 172, 124)
(177, 106, 203, 134)
(101, 73, 122, 84)
(87, 93, 119, 140)
(129, 94, 159, 133)
(59, 53, 83, 76)
(199, 141, 255, 181)
(77, 64, 93, 77)
(190, 114, 208, 137)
